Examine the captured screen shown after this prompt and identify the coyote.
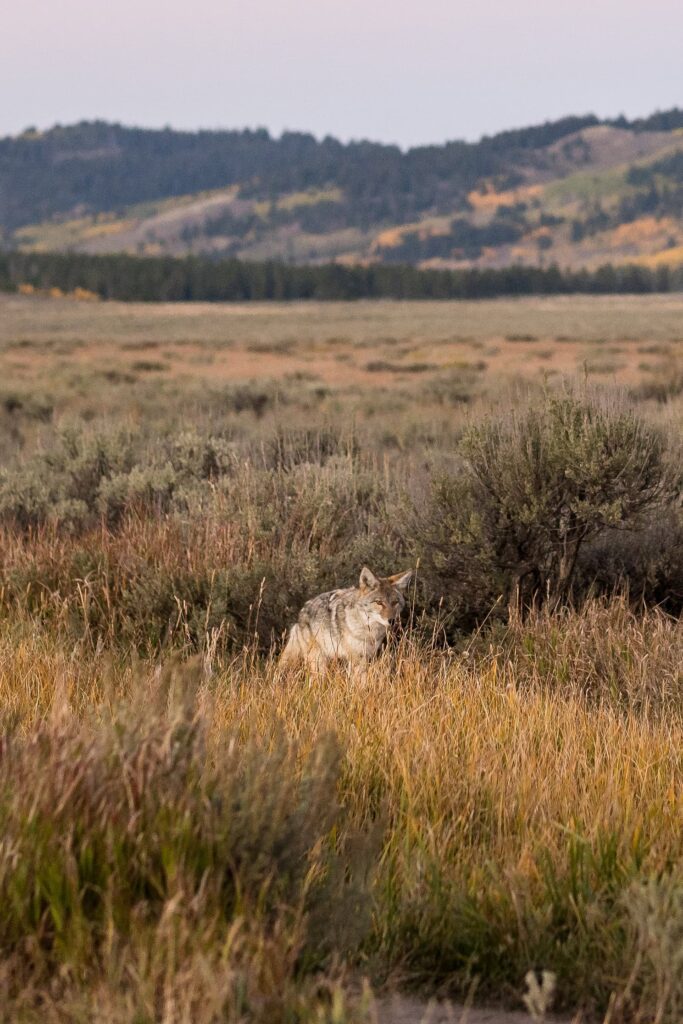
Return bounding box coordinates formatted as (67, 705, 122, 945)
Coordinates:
(280, 566, 413, 671)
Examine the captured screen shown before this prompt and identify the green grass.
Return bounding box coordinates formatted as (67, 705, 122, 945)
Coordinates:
(543, 166, 631, 206)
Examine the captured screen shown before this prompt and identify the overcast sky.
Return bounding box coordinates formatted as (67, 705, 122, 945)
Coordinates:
(3, 0, 681, 147)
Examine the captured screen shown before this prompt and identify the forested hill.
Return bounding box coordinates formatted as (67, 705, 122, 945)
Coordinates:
(0, 115, 608, 228)
(2, 109, 683, 270)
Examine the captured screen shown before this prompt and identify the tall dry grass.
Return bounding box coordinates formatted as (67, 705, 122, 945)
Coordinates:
(0, 603, 680, 1021)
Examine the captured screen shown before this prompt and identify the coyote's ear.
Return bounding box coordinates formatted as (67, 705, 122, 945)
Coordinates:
(359, 566, 380, 590)
(389, 569, 413, 592)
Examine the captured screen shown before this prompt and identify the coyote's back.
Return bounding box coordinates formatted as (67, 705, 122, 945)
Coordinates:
(280, 566, 413, 670)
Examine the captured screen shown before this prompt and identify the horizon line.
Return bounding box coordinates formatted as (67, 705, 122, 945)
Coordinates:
(6, 104, 683, 153)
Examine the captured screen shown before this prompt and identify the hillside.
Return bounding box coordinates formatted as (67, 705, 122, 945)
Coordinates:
(2, 110, 683, 269)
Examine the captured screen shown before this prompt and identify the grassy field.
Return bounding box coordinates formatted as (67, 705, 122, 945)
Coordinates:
(0, 294, 681, 1022)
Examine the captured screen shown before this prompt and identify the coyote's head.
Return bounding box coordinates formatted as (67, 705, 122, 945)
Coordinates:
(358, 566, 413, 626)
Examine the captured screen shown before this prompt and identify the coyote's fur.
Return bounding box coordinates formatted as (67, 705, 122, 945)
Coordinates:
(280, 566, 413, 671)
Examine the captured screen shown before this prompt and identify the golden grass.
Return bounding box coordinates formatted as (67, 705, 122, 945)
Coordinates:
(230, 648, 682, 869)
(0, 611, 680, 1018)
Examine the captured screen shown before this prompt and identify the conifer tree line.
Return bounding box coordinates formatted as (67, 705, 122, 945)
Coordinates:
(1, 250, 681, 301)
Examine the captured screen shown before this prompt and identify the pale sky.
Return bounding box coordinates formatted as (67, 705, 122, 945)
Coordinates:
(3, 0, 682, 147)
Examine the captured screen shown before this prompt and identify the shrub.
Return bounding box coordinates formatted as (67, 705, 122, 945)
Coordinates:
(424, 368, 481, 405)
(0, 451, 404, 654)
(416, 392, 671, 625)
(0, 387, 53, 422)
(365, 360, 436, 373)
(0, 423, 242, 531)
(97, 463, 179, 525)
(263, 426, 359, 470)
(574, 508, 683, 615)
(630, 360, 683, 403)
(409, 470, 505, 637)
(169, 429, 240, 479)
(0, 423, 138, 530)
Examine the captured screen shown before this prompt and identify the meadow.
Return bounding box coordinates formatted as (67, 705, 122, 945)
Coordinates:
(0, 293, 681, 1023)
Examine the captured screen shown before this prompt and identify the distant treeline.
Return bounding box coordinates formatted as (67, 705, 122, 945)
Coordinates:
(1, 250, 681, 301)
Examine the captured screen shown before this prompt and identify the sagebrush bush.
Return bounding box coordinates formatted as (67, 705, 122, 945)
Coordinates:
(0, 421, 365, 532)
(0, 422, 139, 529)
(415, 390, 673, 627)
(0, 447, 406, 653)
(629, 357, 683, 403)
(574, 507, 683, 614)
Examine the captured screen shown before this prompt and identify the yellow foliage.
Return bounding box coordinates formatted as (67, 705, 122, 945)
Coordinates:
(71, 287, 100, 302)
(374, 226, 404, 248)
(374, 218, 451, 250)
(635, 245, 683, 268)
(81, 219, 132, 240)
(609, 216, 677, 245)
(467, 184, 544, 211)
